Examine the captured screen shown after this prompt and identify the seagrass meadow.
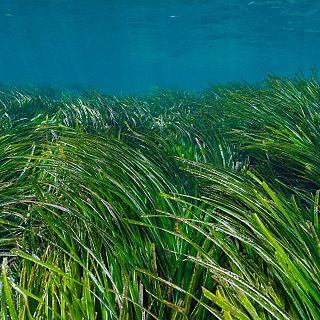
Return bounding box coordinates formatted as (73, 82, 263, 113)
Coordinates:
(0, 73, 319, 320)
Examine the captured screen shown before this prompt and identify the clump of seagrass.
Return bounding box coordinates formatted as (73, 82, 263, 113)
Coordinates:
(1, 74, 319, 319)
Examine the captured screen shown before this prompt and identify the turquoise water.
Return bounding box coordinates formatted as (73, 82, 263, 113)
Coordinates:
(0, 0, 320, 92)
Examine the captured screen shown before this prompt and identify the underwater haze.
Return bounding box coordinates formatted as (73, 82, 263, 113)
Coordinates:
(1, 0, 320, 92)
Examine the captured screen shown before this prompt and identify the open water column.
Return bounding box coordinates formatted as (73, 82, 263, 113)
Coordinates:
(0, 0, 320, 92)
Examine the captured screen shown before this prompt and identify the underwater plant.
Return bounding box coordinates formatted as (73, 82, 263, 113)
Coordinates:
(0, 74, 319, 319)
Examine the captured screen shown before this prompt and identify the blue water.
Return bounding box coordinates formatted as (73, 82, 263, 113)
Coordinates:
(1, 0, 320, 92)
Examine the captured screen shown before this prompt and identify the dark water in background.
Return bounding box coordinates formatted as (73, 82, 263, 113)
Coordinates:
(0, 0, 320, 92)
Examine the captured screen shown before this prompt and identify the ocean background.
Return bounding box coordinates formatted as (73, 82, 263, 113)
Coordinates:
(0, 0, 320, 92)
